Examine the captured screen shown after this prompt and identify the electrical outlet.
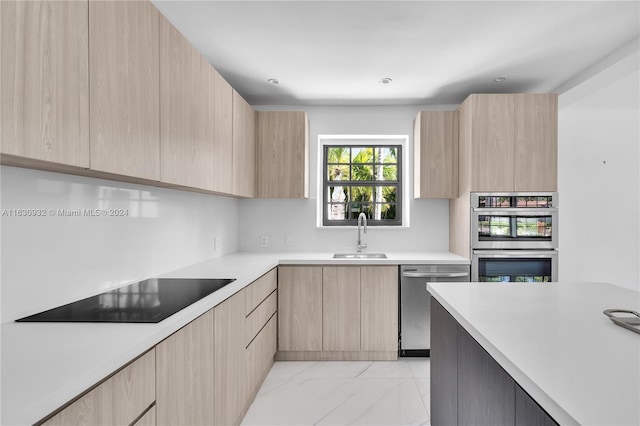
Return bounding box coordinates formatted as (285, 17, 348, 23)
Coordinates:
(260, 236, 268, 248)
(285, 233, 294, 245)
(214, 238, 220, 252)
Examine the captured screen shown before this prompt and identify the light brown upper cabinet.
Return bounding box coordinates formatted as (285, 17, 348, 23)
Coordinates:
(1, 0, 89, 167)
(89, 0, 160, 180)
(211, 68, 234, 194)
(160, 15, 215, 191)
(414, 111, 459, 198)
(514, 94, 558, 191)
(459, 93, 558, 192)
(232, 91, 256, 198)
(257, 111, 309, 199)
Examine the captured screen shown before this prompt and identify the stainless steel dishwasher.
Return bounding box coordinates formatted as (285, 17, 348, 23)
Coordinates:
(399, 264, 470, 356)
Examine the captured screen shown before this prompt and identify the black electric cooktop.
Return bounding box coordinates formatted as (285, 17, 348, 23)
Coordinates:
(15, 278, 235, 323)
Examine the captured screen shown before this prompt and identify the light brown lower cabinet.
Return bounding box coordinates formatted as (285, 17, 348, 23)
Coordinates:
(41, 350, 155, 426)
(214, 290, 246, 426)
(277, 265, 398, 360)
(245, 271, 278, 411)
(156, 309, 215, 426)
(246, 314, 278, 404)
(323, 266, 361, 351)
(361, 266, 399, 351)
(278, 266, 323, 351)
(245, 269, 277, 316)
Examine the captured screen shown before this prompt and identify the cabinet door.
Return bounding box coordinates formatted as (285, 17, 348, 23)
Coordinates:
(43, 350, 155, 426)
(515, 384, 559, 426)
(156, 310, 214, 426)
(414, 111, 459, 198)
(89, 0, 160, 180)
(214, 291, 246, 426)
(1, 0, 89, 167)
(232, 90, 256, 198)
(470, 94, 515, 191)
(323, 266, 361, 351)
(278, 266, 323, 351)
(257, 111, 309, 199)
(211, 68, 233, 194)
(430, 299, 459, 426)
(458, 321, 515, 426)
(160, 15, 214, 190)
(514, 94, 558, 192)
(360, 266, 398, 351)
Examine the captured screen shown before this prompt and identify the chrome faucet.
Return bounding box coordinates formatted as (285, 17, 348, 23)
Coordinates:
(357, 212, 367, 252)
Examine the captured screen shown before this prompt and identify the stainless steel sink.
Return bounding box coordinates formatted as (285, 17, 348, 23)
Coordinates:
(333, 252, 387, 259)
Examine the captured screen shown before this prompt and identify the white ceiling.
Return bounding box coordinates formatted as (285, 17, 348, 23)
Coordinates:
(152, 1, 640, 106)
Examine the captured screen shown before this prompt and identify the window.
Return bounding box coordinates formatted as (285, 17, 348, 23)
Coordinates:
(323, 144, 402, 226)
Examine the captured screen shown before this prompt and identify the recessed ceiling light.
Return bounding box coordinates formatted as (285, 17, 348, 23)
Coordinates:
(494, 76, 507, 82)
(379, 77, 393, 85)
(267, 78, 279, 85)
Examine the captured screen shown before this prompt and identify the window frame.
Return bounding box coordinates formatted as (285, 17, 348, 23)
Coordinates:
(321, 142, 403, 227)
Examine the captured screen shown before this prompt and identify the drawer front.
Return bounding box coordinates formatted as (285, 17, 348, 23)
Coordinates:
(42, 349, 155, 426)
(133, 406, 156, 426)
(245, 268, 277, 316)
(245, 314, 277, 399)
(245, 290, 277, 347)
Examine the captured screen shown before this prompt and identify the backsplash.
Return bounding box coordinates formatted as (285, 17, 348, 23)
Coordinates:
(0, 166, 240, 322)
(238, 198, 450, 253)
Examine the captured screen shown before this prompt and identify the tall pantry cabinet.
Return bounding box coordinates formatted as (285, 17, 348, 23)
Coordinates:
(450, 93, 558, 258)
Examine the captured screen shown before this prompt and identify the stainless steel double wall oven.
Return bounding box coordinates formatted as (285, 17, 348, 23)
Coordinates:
(470, 192, 558, 282)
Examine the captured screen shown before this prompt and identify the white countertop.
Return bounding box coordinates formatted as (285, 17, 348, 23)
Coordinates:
(427, 281, 640, 426)
(1, 251, 467, 425)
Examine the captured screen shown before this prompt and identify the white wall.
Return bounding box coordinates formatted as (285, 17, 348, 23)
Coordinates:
(0, 166, 240, 322)
(238, 105, 456, 253)
(558, 43, 639, 291)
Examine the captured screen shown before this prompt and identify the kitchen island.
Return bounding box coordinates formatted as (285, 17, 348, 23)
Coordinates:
(427, 281, 640, 426)
(2, 251, 467, 425)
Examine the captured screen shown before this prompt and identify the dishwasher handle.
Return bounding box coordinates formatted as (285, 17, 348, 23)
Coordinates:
(402, 271, 469, 278)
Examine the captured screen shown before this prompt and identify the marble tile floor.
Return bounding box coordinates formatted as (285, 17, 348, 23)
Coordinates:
(241, 358, 431, 426)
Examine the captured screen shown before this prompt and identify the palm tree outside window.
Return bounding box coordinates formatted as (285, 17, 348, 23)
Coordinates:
(323, 145, 402, 226)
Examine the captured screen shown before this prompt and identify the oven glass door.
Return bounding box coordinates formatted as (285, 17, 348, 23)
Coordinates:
(472, 210, 557, 249)
(472, 251, 558, 282)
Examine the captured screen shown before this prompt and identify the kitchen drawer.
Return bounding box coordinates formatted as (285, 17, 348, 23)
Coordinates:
(245, 314, 277, 399)
(42, 349, 155, 426)
(133, 406, 156, 426)
(245, 290, 277, 347)
(245, 268, 277, 316)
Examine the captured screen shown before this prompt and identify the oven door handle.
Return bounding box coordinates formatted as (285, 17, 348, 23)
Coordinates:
(473, 250, 558, 258)
(402, 271, 469, 278)
(472, 208, 558, 214)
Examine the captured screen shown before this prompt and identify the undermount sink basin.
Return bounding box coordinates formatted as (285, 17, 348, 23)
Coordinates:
(333, 252, 387, 259)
